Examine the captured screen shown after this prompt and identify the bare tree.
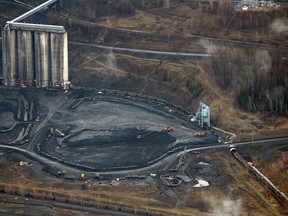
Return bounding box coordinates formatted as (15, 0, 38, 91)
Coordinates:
(163, 0, 170, 8)
(116, 0, 135, 14)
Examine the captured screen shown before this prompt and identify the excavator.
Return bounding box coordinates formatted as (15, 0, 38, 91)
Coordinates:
(162, 127, 174, 132)
(194, 131, 207, 137)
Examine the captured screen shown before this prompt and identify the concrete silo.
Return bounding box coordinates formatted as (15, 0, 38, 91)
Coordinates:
(2, 0, 69, 89)
(17, 30, 34, 86)
(50, 32, 68, 87)
(2, 29, 18, 86)
(34, 32, 50, 88)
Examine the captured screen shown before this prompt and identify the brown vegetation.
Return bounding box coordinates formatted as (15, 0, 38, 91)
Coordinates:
(212, 49, 288, 114)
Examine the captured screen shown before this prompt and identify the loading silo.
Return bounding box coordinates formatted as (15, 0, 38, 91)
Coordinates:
(17, 30, 34, 86)
(62, 32, 69, 87)
(194, 102, 211, 128)
(34, 32, 50, 88)
(50, 32, 68, 87)
(2, 29, 18, 86)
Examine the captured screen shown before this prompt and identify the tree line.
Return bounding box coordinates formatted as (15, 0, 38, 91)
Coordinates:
(212, 48, 288, 115)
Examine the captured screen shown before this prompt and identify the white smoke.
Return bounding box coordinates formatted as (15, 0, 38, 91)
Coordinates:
(270, 18, 288, 33)
(106, 50, 117, 69)
(255, 50, 271, 75)
(198, 39, 218, 54)
(204, 195, 243, 216)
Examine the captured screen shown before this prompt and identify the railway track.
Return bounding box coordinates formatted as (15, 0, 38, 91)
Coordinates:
(230, 148, 288, 208)
(0, 186, 167, 216)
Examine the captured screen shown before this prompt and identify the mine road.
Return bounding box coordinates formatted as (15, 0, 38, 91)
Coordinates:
(1, 136, 288, 175)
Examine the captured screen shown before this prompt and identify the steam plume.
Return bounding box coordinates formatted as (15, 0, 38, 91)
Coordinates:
(204, 195, 243, 216)
(270, 18, 288, 33)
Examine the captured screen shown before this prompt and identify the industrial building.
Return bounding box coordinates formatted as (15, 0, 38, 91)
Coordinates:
(235, 0, 280, 10)
(2, 0, 69, 89)
(190, 102, 210, 128)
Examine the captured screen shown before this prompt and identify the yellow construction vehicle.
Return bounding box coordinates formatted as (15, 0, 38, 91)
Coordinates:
(162, 127, 174, 132)
(194, 131, 207, 137)
(55, 129, 65, 137)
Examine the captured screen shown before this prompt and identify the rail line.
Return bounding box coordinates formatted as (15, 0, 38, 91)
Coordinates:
(0, 185, 170, 216)
(230, 148, 288, 208)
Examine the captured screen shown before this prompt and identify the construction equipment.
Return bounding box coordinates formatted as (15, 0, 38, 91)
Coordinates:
(194, 131, 207, 137)
(162, 127, 174, 132)
(57, 170, 66, 175)
(136, 134, 145, 139)
(55, 129, 65, 137)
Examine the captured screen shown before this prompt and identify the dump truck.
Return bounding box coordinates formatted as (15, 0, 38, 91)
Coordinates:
(162, 127, 174, 132)
(194, 131, 207, 137)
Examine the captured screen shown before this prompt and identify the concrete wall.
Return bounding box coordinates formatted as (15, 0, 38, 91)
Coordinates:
(2, 29, 18, 86)
(17, 30, 34, 85)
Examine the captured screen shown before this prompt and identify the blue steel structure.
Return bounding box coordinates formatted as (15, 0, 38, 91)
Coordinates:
(196, 102, 210, 128)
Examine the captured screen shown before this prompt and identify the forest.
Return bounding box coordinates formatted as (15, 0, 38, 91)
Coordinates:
(212, 48, 288, 115)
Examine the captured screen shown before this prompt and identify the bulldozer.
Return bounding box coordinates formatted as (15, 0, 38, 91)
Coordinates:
(194, 131, 207, 137)
(162, 127, 174, 132)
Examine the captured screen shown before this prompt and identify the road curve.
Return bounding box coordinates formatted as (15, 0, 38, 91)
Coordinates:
(1, 136, 288, 175)
(0, 144, 67, 168)
(184, 136, 288, 154)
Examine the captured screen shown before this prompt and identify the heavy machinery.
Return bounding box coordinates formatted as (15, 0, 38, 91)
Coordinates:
(55, 129, 65, 137)
(136, 134, 145, 139)
(57, 170, 66, 175)
(194, 131, 207, 137)
(162, 127, 174, 132)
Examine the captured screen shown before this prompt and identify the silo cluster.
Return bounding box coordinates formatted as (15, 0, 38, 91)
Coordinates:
(2, 28, 68, 88)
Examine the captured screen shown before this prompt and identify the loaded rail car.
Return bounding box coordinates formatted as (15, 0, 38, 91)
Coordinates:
(230, 148, 288, 208)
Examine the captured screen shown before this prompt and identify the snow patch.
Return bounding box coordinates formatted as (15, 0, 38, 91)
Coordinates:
(193, 179, 209, 187)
